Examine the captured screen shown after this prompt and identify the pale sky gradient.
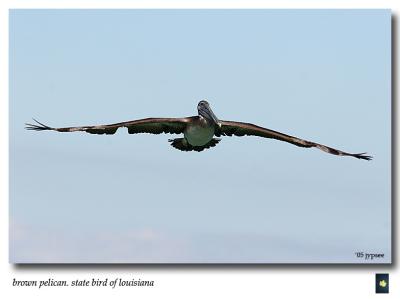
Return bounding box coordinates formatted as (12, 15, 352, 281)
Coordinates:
(10, 9, 391, 263)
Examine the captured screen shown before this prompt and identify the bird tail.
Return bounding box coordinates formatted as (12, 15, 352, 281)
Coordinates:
(168, 138, 221, 152)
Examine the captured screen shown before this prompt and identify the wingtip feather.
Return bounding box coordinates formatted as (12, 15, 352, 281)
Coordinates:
(25, 118, 53, 131)
(354, 153, 373, 161)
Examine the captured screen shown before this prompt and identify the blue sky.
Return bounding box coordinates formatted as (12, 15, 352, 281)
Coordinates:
(10, 9, 391, 263)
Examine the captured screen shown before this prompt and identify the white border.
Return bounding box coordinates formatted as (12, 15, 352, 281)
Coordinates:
(1, 1, 398, 298)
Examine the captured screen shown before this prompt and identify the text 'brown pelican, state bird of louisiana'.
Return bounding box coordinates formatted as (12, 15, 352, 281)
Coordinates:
(25, 100, 372, 160)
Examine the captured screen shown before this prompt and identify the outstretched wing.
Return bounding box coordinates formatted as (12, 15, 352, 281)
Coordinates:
(215, 120, 372, 160)
(25, 117, 195, 135)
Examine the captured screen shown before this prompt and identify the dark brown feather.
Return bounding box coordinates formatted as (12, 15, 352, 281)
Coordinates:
(215, 120, 372, 160)
(168, 138, 221, 152)
(25, 117, 195, 135)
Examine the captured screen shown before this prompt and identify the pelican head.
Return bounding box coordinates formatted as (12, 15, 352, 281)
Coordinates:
(197, 100, 221, 127)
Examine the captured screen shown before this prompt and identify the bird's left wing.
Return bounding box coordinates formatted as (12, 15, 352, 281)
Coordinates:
(25, 117, 195, 135)
(215, 120, 372, 160)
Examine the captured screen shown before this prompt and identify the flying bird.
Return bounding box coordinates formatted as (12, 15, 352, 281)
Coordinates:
(25, 100, 372, 160)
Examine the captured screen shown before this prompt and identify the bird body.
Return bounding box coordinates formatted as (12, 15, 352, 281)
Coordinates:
(25, 100, 372, 160)
(184, 116, 215, 146)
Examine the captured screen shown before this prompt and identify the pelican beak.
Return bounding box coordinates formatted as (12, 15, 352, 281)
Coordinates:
(204, 103, 221, 127)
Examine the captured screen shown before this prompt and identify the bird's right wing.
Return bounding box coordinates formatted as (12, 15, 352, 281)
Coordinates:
(215, 120, 372, 160)
(25, 117, 196, 135)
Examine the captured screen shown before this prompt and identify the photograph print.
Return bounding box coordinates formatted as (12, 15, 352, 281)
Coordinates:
(10, 9, 391, 263)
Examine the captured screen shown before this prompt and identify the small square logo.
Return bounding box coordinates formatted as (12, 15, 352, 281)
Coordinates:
(376, 273, 389, 294)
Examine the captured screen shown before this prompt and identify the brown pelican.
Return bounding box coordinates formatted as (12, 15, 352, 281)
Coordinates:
(25, 100, 372, 160)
